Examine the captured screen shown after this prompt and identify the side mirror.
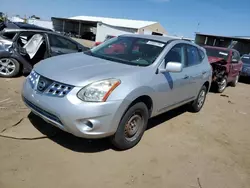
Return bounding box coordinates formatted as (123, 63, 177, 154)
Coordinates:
(159, 61, 183, 73)
(232, 58, 238, 63)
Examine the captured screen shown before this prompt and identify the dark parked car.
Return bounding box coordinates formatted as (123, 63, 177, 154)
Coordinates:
(240, 54, 250, 78)
(204, 46, 243, 93)
(0, 28, 89, 77)
(0, 21, 53, 32)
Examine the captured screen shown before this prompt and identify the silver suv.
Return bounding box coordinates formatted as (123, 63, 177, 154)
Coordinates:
(22, 34, 212, 150)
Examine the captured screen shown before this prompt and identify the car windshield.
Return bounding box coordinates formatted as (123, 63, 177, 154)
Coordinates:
(86, 36, 166, 66)
(241, 55, 250, 64)
(205, 47, 229, 60)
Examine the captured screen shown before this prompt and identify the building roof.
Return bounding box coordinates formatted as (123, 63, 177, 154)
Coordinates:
(69, 16, 157, 29)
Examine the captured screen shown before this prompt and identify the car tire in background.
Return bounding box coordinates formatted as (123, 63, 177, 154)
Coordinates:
(231, 74, 239, 87)
(217, 76, 227, 93)
(189, 85, 207, 113)
(111, 102, 149, 150)
(0, 58, 20, 78)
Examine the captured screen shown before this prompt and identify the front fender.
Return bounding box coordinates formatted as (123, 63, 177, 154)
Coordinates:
(123, 86, 155, 102)
(0, 50, 11, 58)
(111, 86, 155, 132)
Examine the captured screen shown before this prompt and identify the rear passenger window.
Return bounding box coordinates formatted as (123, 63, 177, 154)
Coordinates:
(2, 32, 16, 40)
(48, 34, 78, 51)
(186, 45, 201, 66)
(199, 49, 205, 61)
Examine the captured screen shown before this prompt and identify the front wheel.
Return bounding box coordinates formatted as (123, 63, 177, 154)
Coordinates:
(189, 85, 207, 113)
(111, 102, 149, 150)
(217, 76, 227, 93)
(0, 58, 20, 78)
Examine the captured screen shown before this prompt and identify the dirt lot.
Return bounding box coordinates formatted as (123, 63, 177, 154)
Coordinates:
(0, 77, 250, 188)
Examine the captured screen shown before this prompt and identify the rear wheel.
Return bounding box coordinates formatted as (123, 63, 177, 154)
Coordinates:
(189, 85, 207, 113)
(231, 74, 239, 87)
(0, 58, 20, 78)
(111, 102, 149, 150)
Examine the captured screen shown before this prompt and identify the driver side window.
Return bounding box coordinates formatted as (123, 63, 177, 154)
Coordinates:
(232, 51, 240, 63)
(165, 44, 186, 66)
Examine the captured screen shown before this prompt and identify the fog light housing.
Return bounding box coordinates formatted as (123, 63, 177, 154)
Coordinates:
(77, 119, 94, 131)
(84, 120, 93, 129)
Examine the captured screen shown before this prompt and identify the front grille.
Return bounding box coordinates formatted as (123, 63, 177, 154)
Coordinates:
(37, 76, 54, 92)
(23, 97, 63, 125)
(28, 71, 74, 98)
(44, 82, 73, 97)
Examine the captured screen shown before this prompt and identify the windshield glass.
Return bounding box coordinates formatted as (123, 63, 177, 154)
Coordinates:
(241, 55, 250, 64)
(86, 36, 166, 66)
(205, 47, 229, 60)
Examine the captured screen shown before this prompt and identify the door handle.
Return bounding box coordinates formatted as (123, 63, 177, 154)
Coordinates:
(183, 75, 189, 79)
(202, 71, 207, 75)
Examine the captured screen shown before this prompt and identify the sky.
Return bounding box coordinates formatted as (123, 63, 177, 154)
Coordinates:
(1, 0, 250, 38)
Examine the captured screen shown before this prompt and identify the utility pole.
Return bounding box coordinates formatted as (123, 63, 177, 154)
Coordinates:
(196, 22, 200, 33)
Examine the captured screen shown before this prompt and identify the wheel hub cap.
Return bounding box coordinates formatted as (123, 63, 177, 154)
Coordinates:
(124, 114, 142, 139)
(0, 58, 16, 76)
(218, 78, 227, 90)
(235, 75, 239, 84)
(197, 90, 206, 108)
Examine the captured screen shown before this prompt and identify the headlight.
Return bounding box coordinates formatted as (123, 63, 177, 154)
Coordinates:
(77, 79, 121, 102)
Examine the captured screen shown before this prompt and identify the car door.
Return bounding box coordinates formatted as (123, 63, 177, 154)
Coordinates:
(184, 44, 206, 98)
(47, 34, 80, 56)
(230, 51, 242, 79)
(152, 43, 193, 114)
(14, 31, 47, 64)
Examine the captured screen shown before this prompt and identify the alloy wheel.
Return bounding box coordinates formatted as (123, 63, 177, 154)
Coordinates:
(0, 58, 16, 76)
(235, 75, 239, 84)
(197, 90, 206, 108)
(218, 78, 227, 91)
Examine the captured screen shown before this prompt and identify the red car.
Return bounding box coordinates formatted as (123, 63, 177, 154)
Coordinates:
(204, 46, 243, 93)
(94, 35, 115, 46)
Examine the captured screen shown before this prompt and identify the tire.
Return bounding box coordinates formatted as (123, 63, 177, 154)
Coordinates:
(217, 76, 227, 93)
(231, 74, 239, 87)
(111, 102, 149, 150)
(0, 58, 20, 78)
(189, 85, 207, 113)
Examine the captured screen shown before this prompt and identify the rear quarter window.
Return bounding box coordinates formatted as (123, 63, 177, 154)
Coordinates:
(198, 49, 205, 61)
(1, 32, 17, 40)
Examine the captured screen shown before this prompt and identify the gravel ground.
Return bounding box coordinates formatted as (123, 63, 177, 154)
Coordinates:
(0, 77, 250, 188)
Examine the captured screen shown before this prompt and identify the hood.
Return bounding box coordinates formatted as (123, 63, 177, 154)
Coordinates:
(207, 56, 226, 64)
(34, 53, 142, 86)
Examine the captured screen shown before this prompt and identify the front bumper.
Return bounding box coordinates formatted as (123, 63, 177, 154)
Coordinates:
(22, 78, 127, 139)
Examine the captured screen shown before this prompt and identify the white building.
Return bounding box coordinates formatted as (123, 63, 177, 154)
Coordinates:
(27, 18, 53, 30)
(8, 16, 24, 22)
(51, 15, 168, 43)
(8, 16, 53, 31)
